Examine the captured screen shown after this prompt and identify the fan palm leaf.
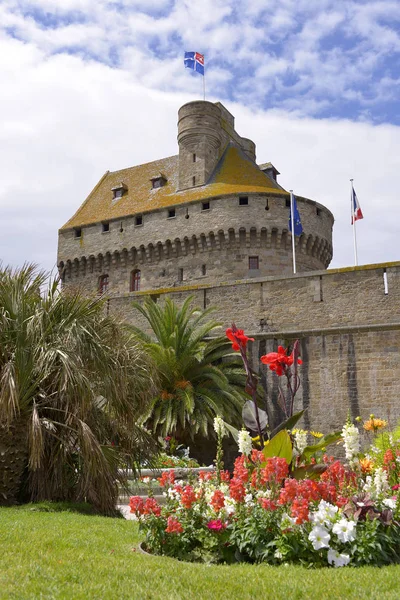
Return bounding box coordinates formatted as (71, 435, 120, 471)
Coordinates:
(0, 264, 156, 513)
(131, 296, 246, 440)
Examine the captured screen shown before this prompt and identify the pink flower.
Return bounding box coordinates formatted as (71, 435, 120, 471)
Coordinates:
(207, 519, 226, 532)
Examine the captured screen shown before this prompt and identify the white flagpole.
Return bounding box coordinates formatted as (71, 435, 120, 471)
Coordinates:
(290, 190, 296, 274)
(350, 179, 358, 266)
(203, 55, 206, 100)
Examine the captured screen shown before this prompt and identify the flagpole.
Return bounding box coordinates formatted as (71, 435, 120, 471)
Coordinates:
(203, 55, 206, 100)
(290, 190, 296, 274)
(350, 179, 358, 266)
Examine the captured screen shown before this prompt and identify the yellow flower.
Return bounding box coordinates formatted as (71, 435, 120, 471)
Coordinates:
(252, 435, 260, 442)
(310, 431, 323, 438)
(264, 440, 269, 447)
(363, 418, 387, 432)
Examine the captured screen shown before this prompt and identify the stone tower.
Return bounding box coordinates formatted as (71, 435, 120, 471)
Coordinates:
(58, 100, 333, 295)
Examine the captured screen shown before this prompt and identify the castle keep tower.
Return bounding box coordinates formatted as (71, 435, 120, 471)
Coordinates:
(58, 101, 334, 295)
(57, 100, 400, 436)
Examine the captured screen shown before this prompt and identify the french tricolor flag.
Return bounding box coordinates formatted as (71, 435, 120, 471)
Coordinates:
(351, 185, 364, 224)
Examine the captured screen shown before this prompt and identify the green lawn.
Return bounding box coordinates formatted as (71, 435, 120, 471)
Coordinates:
(1, 505, 399, 600)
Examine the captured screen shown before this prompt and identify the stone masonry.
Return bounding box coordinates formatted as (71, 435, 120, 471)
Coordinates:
(58, 100, 400, 434)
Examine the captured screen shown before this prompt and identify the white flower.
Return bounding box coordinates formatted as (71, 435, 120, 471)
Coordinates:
(224, 497, 236, 515)
(280, 513, 297, 529)
(244, 494, 254, 505)
(342, 422, 360, 464)
(327, 548, 351, 567)
(382, 498, 397, 510)
(293, 430, 308, 456)
(332, 518, 357, 543)
(308, 526, 331, 550)
(312, 500, 338, 527)
(238, 429, 252, 456)
(274, 550, 283, 559)
(142, 477, 151, 484)
(213, 416, 225, 437)
(363, 467, 389, 499)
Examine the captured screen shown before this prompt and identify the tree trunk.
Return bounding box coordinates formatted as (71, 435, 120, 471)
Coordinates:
(0, 419, 28, 505)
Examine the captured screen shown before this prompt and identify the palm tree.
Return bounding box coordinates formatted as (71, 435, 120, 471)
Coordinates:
(130, 296, 245, 442)
(0, 264, 156, 514)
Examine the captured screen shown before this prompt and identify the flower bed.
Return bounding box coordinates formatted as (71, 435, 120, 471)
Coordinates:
(129, 325, 400, 566)
(130, 446, 400, 566)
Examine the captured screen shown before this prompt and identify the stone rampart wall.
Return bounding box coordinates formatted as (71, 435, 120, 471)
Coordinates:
(108, 262, 400, 433)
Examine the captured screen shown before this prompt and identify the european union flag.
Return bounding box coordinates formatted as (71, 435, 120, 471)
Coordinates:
(184, 51, 205, 75)
(288, 193, 303, 236)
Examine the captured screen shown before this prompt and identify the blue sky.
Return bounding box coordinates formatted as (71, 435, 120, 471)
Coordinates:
(0, 0, 399, 272)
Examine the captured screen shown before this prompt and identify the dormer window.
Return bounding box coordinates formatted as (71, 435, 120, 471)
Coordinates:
(112, 182, 128, 200)
(151, 174, 167, 189)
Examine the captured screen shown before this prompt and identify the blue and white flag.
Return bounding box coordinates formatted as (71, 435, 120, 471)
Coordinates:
(184, 51, 204, 75)
(288, 193, 303, 236)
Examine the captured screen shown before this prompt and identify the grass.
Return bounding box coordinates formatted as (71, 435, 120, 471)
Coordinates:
(1, 504, 400, 600)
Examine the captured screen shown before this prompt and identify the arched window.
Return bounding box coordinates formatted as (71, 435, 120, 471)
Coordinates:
(99, 274, 109, 294)
(130, 269, 141, 292)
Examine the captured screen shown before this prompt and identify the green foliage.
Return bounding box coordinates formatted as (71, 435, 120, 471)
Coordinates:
(0, 264, 156, 513)
(130, 296, 245, 439)
(269, 410, 305, 439)
(300, 431, 343, 460)
(263, 430, 293, 464)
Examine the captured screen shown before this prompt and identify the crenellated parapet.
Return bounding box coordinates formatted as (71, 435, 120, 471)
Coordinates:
(59, 223, 333, 295)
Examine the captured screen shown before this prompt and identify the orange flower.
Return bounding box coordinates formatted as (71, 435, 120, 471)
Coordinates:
(363, 418, 387, 432)
(360, 457, 374, 474)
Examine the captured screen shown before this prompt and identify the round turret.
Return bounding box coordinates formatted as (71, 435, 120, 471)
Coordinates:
(178, 101, 223, 190)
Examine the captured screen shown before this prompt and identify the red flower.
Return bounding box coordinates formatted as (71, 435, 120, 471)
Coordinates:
(129, 495, 145, 514)
(226, 327, 254, 352)
(207, 519, 226, 532)
(180, 485, 197, 509)
(291, 498, 309, 524)
(229, 478, 246, 503)
(158, 470, 175, 487)
(165, 516, 183, 534)
(260, 346, 302, 376)
(210, 490, 225, 511)
(259, 498, 278, 511)
(220, 470, 231, 483)
(143, 497, 161, 516)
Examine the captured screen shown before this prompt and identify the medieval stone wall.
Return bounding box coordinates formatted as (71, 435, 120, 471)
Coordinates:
(107, 262, 400, 432)
(58, 193, 333, 294)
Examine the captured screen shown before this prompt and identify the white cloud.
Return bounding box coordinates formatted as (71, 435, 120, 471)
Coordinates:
(0, 2, 399, 273)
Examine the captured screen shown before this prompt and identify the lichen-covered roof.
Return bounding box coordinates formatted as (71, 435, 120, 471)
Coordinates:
(61, 144, 288, 230)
